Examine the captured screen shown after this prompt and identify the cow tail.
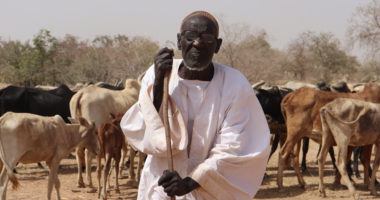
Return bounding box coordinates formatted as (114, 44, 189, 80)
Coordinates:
(8, 172, 19, 190)
(280, 93, 291, 124)
(73, 91, 83, 119)
(322, 104, 368, 125)
(0, 130, 19, 190)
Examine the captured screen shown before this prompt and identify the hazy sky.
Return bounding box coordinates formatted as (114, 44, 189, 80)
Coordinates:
(0, 0, 372, 56)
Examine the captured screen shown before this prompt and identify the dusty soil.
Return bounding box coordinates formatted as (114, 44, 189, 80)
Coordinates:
(5, 141, 380, 200)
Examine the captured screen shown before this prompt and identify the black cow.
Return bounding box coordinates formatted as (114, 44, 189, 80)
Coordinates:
(0, 84, 75, 123)
(255, 86, 292, 160)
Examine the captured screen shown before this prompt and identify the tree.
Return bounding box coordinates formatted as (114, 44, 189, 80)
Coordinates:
(347, 0, 380, 57)
(284, 31, 358, 83)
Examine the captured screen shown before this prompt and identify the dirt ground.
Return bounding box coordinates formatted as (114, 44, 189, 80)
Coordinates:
(5, 141, 380, 200)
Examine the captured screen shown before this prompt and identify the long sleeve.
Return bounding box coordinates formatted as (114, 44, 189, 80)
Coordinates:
(190, 79, 271, 199)
(120, 64, 188, 157)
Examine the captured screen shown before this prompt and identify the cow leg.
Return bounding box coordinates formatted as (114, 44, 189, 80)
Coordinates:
(346, 147, 354, 178)
(97, 153, 102, 199)
(337, 144, 360, 200)
(76, 147, 85, 188)
(369, 144, 380, 196)
(327, 147, 337, 171)
(103, 153, 112, 200)
(46, 160, 61, 200)
(129, 147, 136, 181)
(85, 149, 95, 190)
(277, 133, 299, 191)
(137, 152, 146, 183)
(114, 149, 121, 193)
(0, 167, 9, 200)
(301, 137, 309, 173)
(292, 139, 306, 188)
(318, 132, 334, 197)
(360, 144, 372, 186)
(0, 158, 19, 200)
(269, 134, 281, 160)
(53, 163, 61, 200)
(119, 144, 128, 177)
(353, 147, 361, 179)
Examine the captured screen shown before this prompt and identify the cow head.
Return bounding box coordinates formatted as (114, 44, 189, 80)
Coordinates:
(70, 117, 99, 155)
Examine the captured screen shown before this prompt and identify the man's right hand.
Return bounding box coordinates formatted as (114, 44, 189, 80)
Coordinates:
(153, 47, 174, 111)
(154, 47, 174, 80)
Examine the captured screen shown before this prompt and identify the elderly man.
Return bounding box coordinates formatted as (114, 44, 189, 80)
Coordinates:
(121, 11, 270, 199)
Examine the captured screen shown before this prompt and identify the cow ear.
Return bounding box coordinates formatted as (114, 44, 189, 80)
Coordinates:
(79, 117, 90, 127)
(68, 117, 79, 124)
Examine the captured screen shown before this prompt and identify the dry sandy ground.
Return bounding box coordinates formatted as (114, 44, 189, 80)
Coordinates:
(4, 141, 380, 200)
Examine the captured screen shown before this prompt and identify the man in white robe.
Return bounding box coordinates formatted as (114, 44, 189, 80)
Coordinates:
(121, 11, 270, 200)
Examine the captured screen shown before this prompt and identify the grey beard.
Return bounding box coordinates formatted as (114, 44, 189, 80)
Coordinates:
(183, 61, 210, 71)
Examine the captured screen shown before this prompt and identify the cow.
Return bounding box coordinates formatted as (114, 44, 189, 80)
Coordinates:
(318, 98, 380, 200)
(300, 81, 351, 173)
(96, 113, 125, 200)
(70, 78, 140, 190)
(0, 112, 98, 200)
(255, 85, 292, 160)
(0, 84, 75, 123)
(277, 83, 380, 191)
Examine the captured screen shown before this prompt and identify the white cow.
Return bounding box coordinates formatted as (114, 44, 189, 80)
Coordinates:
(319, 98, 380, 200)
(69, 79, 140, 189)
(0, 112, 98, 200)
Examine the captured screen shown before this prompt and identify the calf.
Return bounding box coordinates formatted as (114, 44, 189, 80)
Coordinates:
(319, 98, 380, 200)
(97, 113, 125, 200)
(0, 112, 98, 200)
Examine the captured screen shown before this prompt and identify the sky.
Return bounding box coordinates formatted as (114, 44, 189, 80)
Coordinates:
(0, 0, 373, 57)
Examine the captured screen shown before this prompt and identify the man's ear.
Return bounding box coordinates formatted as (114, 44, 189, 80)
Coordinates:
(177, 33, 182, 50)
(214, 38, 222, 53)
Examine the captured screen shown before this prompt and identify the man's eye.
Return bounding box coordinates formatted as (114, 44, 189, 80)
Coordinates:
(202, 34, 215, 41)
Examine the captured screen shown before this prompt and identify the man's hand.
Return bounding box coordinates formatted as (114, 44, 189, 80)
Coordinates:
(153, 47, 174, 111)
(158, 170, 200, 197)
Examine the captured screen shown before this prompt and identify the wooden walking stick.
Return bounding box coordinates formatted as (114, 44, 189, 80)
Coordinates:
(162, 70, 175, 200)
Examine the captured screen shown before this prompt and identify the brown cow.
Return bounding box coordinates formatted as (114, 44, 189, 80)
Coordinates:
(319, 98, 380, 200)
(96, 113, 125, 200)
(0, 112, 98, 200)
(278, 83, 380, 190)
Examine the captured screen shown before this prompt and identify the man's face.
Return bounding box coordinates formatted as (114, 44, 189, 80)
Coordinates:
(177, 15, 221, 70)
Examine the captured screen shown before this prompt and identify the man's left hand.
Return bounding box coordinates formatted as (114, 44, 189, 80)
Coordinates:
(158, 170, 200, 197)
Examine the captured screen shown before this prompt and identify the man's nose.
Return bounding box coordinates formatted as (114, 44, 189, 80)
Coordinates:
(192, 38, 203, 47)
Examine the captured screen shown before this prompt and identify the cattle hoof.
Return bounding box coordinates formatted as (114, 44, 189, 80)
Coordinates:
(77, 182, 85, 188)
(319, 191, 326, 198)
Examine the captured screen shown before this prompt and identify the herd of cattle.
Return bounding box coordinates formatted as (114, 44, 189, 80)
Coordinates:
(0, 78, 379, 200)
(0, 79, 143, 200)
(255, 80, 380, 200)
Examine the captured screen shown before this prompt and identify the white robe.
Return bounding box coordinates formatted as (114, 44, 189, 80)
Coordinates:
(121, 59, 270, 200)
